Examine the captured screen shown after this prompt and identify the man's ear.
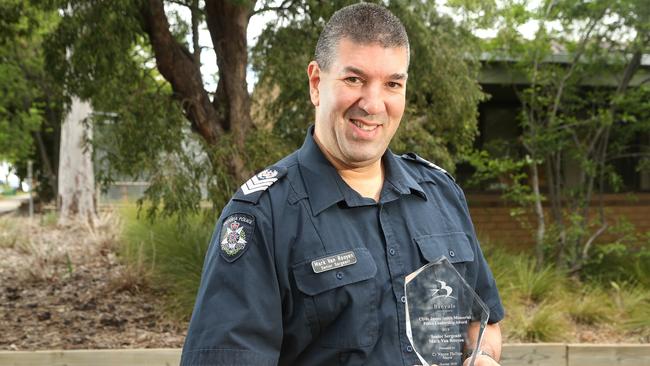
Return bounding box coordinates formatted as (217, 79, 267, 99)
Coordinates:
(307, 61, 321, 107)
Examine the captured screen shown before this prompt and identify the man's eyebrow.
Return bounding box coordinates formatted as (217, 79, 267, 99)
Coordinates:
(341, 66, 368, 78)
(341, 66, 408, 80)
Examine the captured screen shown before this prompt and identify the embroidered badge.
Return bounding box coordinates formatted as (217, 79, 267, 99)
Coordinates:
(240, 169, 280, 195)
(220, 214, 255, 262)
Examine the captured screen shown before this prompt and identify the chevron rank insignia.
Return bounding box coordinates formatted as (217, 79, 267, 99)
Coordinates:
(401, 152, 455, 181)
(233, 166, 287, 204)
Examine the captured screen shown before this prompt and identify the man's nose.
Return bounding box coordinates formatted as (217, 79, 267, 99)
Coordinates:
(358, 84, 386, 116)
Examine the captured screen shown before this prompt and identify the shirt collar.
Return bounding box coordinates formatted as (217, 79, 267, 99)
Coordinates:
(382, 150, 427, 201)
(297, 126, 427, 216)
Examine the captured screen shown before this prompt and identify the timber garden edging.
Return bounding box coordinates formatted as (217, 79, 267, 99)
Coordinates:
(1, 344, 650, 365)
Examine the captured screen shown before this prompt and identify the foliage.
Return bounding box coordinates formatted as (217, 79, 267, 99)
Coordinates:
(462, 150, 536, 205)
(119, 205, 213, 319)
(458, 0, 650, 272)
(509, 257, 565, 303)
(0, 1, 62, 169)
(505, 301, 571, 342)
(482, 239, 649, 341)
(29, 0, 489, 220)
(0, 217, 21, 249)
(252, 0, 485, 170)
(565, 286, 613, 325)
(625, 301, 650, 333)
(581, 221, 650, 287)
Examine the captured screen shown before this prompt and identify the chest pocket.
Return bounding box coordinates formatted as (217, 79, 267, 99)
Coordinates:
(292, 247, 378, 348)
(414, 232, 475, 278)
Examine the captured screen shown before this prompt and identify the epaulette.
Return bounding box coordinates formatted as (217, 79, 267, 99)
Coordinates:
(401, 152, 455, 181)
(233, 166, 288, 204)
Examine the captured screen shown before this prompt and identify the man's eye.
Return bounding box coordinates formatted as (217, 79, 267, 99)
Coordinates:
(345, 77, 362, 84)
(387, 81, 402, 89)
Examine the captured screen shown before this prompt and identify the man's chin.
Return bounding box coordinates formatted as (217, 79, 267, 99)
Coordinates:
(341, 151, 385, 168)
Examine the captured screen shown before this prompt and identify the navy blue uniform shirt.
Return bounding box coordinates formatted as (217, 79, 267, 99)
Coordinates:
(181, 127, 504, 365)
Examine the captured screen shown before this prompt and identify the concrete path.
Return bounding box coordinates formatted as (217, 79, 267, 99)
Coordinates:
(0, 194, 29, 215)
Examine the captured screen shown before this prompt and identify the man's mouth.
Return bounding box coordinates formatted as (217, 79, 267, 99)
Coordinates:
(350, 119, 379, 132)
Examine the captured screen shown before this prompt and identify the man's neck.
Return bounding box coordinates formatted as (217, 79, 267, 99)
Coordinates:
(313, 135, 384, 202)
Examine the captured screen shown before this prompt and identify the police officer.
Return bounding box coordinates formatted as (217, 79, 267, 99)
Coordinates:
(181, 3, 504, 366)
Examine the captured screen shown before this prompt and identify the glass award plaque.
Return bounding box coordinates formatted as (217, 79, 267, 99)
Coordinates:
(404, 256, 490, 366)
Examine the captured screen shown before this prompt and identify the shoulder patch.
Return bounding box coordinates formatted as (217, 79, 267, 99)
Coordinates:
(401, 152, 455, 181)
(220, 213, 255, 262)
(233, 166, 288, 204)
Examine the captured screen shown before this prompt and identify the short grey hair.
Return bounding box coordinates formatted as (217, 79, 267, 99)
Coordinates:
(315, 3, 410, 71)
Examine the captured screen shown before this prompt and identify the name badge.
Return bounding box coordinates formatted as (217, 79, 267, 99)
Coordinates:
(311, 251, 357, 273)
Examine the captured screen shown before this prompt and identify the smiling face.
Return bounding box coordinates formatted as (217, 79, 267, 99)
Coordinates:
(308, 38, 409, 169)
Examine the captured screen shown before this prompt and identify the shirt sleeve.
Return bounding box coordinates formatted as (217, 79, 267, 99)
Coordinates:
(180, 200, 282, 366)
(452, 182, 506, 324)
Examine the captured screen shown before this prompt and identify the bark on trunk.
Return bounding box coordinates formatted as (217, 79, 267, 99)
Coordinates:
(33, 131, 57, 196)
(205, 0, 253, 137)
(139, 0, 255, 182)
(140, 0, 224, 144)
(530, 161, 546, 269)
(58, 96, 97, 226)
(205, 0, 254, 180)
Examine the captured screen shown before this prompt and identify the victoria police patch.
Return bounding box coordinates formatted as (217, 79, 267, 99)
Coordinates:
(219, 213, 255, 262)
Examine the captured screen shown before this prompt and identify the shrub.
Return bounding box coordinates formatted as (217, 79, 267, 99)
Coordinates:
(507, 256, 565, 304)
(581, 225, 650, 288)
(119, 205, 214, 320)
(565, 287, 613, 325)
(0, 217, 20, 248)
(505, 301, 571, 342)
(626, 304, 650, 335)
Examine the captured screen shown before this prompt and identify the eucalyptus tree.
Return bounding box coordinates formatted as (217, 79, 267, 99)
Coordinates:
(43, 0, 485, 219)
(0, 1, 62, 199)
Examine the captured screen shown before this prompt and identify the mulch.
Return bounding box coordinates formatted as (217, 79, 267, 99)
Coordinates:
(0, 213, 186, 351)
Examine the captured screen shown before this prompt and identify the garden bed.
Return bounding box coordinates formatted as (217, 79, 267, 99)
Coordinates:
(0, 212, 185, 351)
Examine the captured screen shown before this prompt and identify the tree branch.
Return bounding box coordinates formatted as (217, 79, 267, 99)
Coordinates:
(581, 223, 608, 263)
(548, 12, 605, 123)
(190, 0, 201, 65)
(140, 0, 222, 144)
(249, 0, 298, 18)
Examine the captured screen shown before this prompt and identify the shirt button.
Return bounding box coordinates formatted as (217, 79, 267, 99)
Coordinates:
(406, 345, 413, 352)
(400, 296, 406, 303)
(449, 250, 455, 257)
(389, 248, 396, 256)
(336, 272, 343, 280)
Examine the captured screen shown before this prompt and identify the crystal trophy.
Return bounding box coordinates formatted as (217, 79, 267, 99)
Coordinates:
(404, 256, 490, 366)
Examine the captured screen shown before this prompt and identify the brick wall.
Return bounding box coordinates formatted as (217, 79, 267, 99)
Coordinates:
(467, 193, 650, 250)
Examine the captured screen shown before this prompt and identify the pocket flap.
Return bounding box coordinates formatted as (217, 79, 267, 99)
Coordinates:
(414, 232, 474, 263)
(292, 248, 377, 296)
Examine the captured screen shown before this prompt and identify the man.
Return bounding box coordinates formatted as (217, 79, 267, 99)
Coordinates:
(181, 3, 504, 366)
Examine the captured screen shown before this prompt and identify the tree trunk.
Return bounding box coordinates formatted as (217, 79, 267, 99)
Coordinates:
(33, 130, 57, 196)
(205, 0, 253, 137)
(205, 0, 254, 180)
(530, 161, 546, 269)
(140, 0, 255, 182)
(58, 96, 97, 226)
(140, 0, 224, 144)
